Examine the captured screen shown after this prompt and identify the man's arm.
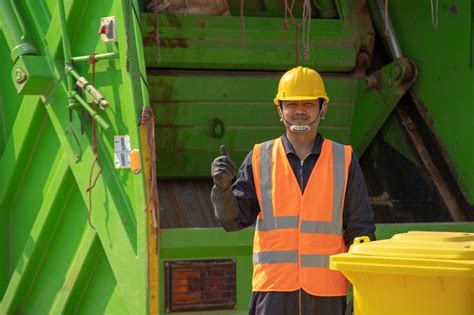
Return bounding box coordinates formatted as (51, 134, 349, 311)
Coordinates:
(343, 152, 376, 245)
(211, 151, 261, 231)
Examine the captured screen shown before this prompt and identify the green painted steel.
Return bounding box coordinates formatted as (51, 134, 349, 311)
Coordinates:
(0, 0, 150, 314)
(0, 31, 24, 159)
(141, 0, 373, 71)
(2, 0, 473, 314)
(0, 0, 38, 61)
(368, 0, 474, 205)
(146, 64, 414, 177)
(149, 71, 359, 177)
(350, 58, 417, 154)
(144, 0, 420, 178)
(159, 222, 474, 313)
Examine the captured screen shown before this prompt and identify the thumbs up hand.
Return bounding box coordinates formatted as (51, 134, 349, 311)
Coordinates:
(211, 145, 237, 190)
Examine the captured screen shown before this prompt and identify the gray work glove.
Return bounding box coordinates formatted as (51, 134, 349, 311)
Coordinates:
(211, 145, 237, 191)
(211, 145, 240, 223)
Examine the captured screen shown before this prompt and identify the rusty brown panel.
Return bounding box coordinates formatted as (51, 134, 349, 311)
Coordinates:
(158, 179, 218, 228)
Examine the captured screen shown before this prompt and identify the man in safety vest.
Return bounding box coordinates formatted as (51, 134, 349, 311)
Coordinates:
(211, 66, 376, 314)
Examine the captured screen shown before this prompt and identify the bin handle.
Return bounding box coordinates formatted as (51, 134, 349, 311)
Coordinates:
(353, 236, 371, 244)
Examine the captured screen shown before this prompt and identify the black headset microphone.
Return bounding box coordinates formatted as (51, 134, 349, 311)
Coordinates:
(280, 106, 325, 133)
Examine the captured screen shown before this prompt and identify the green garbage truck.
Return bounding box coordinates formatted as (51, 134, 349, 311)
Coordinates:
(0, 0, 472, 313)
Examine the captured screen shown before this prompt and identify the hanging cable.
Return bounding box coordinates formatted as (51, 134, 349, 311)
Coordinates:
(295, 24, 299, 65)
(283, 0, 298, 26)
(283, 0, 300, 65)
(283, 0, 312, 64)
(283, 0, 289, 30)
(430, 0, 438, 29)
(302, 0, 311, 60)
(85, 53, 102, 230)
(141, 107, 160, 239)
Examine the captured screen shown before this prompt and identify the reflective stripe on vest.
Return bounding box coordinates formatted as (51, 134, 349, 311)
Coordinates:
(256, 139, 346, 237)
(251, 137, 351, 296)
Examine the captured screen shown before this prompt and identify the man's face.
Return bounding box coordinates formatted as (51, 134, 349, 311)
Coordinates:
(279, 100, 321, 126)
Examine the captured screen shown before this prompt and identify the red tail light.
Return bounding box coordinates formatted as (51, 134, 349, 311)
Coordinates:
(165, 259, 237, 312)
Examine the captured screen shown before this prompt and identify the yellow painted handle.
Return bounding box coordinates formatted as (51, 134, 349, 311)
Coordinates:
(353, 236, 371, 244)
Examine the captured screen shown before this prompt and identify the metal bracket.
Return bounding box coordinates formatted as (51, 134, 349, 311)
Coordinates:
(350, 58, 418, 155)
(12, 55, 52, 95)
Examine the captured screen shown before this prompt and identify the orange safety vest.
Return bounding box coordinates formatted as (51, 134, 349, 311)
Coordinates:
(251, 137, 352, 296)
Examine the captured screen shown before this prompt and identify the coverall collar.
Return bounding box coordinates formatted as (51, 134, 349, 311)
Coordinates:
(281, 132, 324, 157)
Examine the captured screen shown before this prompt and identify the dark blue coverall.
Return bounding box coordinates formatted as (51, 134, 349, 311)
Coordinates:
(213, 133, 376, 315)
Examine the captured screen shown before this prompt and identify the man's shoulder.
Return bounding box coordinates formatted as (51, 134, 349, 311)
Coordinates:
(323, 137, 352, 150)
(254, 137, 280, 147)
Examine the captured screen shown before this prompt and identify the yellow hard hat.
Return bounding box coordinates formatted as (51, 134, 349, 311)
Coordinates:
(273, 66, 329, 106)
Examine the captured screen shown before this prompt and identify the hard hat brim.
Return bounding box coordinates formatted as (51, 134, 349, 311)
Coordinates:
(273, 95, 330, 106)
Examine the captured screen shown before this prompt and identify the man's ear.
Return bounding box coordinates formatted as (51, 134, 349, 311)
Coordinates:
(320, 103, 328, 120)
(277, 106, 283, 121)
(277, 103, 284, 120)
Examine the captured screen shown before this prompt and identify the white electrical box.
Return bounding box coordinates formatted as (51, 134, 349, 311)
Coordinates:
(99, 16, 117, 42)
(114, 135, 131, 169)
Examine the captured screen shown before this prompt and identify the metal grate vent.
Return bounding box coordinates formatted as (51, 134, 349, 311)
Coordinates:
(165, 259, 236, 312)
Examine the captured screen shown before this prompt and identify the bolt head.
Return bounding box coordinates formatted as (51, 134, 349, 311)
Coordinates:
(14, 68, 28, 84)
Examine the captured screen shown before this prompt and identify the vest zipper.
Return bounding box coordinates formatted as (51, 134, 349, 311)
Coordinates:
(299, 159, 304, 190)
(299, 160, 303, 315)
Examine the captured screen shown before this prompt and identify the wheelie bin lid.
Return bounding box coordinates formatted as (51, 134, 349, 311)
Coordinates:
(330, 231, 474, 278)
(348, 231, 474, 260)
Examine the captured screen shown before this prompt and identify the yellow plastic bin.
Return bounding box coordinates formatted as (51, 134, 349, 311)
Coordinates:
(330, 231, 474, 315)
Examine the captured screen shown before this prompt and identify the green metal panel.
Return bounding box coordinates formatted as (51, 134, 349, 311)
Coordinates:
(141, 0, 374, 70)
(149, 71, 359, 177)
(144, 0, 419, 178)
(0, 0, 151, 313)
(370, 0, 474, 204)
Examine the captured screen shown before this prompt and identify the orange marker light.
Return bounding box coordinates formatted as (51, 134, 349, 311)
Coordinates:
(130, 149, 141, 174)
